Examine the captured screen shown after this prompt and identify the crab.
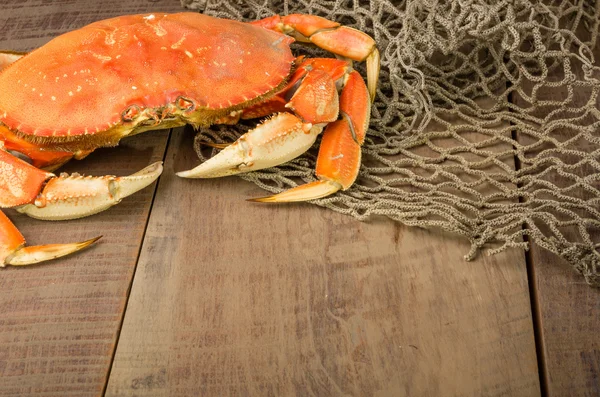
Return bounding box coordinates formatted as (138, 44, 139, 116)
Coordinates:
(0, 12, 379, 266)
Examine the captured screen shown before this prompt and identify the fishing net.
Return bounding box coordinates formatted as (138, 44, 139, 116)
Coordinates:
(181, 0, 600, 286)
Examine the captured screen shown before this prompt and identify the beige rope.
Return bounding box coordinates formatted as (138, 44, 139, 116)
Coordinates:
(184, 0, 600, 287)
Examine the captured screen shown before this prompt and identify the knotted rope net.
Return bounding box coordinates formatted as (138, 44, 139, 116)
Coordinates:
(182, 0, 600, 286)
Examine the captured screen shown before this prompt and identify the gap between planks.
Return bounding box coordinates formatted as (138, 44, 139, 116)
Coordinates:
(507, 88, 549, 397)
(102, 128, 174, 396)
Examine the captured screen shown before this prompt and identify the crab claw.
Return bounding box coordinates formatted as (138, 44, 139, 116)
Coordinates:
(16, 162, 163, 221)
(177, 113, 321, 179)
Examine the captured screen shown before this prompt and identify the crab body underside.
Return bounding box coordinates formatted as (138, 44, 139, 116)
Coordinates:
(0, 12, 379, 266)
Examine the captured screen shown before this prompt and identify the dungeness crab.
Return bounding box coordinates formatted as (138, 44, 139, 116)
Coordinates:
(0, 12, 379, 266)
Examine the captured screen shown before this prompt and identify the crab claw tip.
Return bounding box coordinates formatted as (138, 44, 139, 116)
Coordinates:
(176, 148, 244, 179)
(248, 180, 341, 203)
(115, 161, 163, 200)
(367, 48, 380, 102)
(6, 235, 102, 266)
(201, 142, 231, 149)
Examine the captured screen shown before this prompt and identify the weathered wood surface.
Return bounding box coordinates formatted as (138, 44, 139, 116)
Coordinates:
(106, 125, 540, 396)
(531, 248, 600, 397)
(0, 1, 181, 396)
(5, 0, 600, 396)
(518, 34, 600, 396)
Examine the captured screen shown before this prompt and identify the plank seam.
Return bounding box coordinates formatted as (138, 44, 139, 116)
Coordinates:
(508, 87, 549, 396)
(525, 243, 549, 397)
(100, 128, 174, 397)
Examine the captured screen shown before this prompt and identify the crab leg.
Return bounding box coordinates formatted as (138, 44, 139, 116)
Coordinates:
(0, 125, 74, 171)
(251, 70, 370, 202)
(0, 147, 162, 265)
(1, 211, 100, 266)
(251, 14, 379, 101)
(236, 58, 350, 123)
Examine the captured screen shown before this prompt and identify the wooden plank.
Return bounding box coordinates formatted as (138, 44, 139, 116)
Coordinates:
(516, 34, 600, 396)
(530, 249, 600, 396)
(0, 1, 182, 396)
(0, 0, 185, 51)
(106, 125, 540, 396)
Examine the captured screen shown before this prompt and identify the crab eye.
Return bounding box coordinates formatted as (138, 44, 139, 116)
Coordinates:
(176, 96, 195, 112)
(121, 105, 141, 122)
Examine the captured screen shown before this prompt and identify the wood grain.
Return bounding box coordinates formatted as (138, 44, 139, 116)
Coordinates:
(106, 126, 540, 396)
(0, 1, 182, 396)
(515, 33, 600, 397)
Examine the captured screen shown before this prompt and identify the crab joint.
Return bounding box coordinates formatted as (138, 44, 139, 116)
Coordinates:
(16, 162, 163, 221)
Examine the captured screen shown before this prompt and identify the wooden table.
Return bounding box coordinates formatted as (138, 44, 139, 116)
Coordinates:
(0, 1, 598, 396)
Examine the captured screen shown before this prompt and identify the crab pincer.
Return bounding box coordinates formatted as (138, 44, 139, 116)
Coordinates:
(1, 146, 162, 266)
(16, 162, 163, 221)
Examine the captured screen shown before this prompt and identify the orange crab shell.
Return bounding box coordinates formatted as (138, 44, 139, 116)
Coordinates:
(0, 13, 295, 138)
